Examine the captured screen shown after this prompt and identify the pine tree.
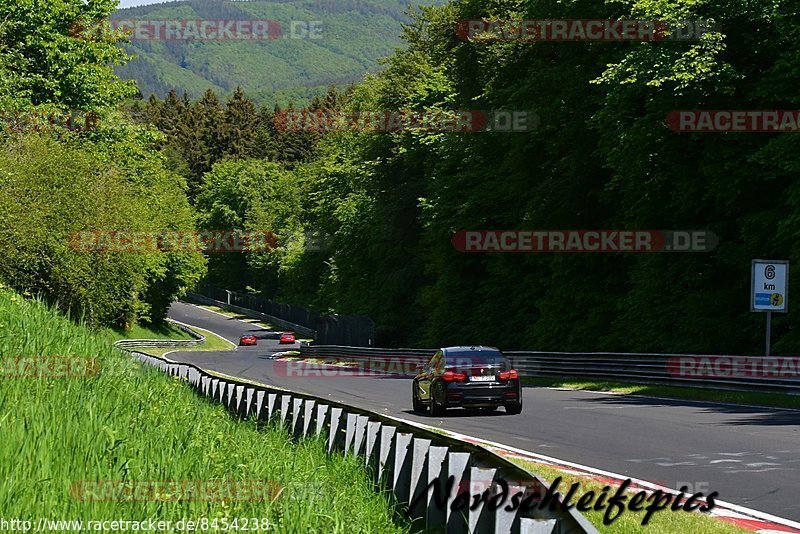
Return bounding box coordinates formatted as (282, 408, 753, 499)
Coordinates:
(196, 89, 225, 174)
(220, 86, 259, 159)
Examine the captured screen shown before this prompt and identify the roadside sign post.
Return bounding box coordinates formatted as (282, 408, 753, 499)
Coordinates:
(751, 260, 789, 356)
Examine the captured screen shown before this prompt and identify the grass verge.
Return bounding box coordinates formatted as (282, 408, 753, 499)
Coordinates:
(104, 322, 195, 342)
(141, 324, 236, 357)
(0, 286, 408, 533)
(507, 458, 748, 534)
(523, 376, 800, 410)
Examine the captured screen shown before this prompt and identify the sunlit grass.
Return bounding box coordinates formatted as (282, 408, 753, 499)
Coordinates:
(103, 322, 195, 342)
(139, 324, 236, 357)
(0, 286, 407, 533)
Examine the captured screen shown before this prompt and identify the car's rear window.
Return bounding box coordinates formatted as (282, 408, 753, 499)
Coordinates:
(445, 351, 508, 366)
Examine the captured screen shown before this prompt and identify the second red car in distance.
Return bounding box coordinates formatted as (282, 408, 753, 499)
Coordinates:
(279, 332, 296, 344)
(239, 334, 257, 346)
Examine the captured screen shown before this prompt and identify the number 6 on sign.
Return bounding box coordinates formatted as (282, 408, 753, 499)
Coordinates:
(751, 259, 789, 357)
(751, 260, 788, 312)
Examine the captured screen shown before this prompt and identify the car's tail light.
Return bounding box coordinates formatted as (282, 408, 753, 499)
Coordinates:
(442, 369, 467, 382)
(499, 369, 519, 380)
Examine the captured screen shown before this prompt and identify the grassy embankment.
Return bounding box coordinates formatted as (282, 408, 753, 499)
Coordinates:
(0, 285, 408, 533)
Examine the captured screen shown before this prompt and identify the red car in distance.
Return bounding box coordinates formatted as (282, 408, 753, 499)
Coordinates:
(279, 332, 296, 344)
(239, 334, 257, 346)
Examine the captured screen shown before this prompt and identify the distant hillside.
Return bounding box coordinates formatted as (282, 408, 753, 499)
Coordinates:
(113, 0, 445, 105)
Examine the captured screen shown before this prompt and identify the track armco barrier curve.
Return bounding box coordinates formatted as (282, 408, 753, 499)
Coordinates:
(119, 345, 596, 534)
(113, 319, 206, 350)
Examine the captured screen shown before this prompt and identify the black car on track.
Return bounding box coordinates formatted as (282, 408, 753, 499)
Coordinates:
(412, 346, 522, 416)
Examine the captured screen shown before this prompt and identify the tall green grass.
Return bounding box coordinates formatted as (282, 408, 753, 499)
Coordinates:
(0, 285, 407, 533)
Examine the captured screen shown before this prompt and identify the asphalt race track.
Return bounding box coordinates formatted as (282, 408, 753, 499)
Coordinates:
(168, 301, 800, 522)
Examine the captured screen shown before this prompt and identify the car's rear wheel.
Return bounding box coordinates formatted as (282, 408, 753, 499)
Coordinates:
(431, 392, 446, 417)
(505, 402, 522, 415)
(412, 386, 426, 413)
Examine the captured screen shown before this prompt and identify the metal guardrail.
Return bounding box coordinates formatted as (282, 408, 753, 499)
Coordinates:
(299, 345, 800, 394)
(193, 285, 375, 346)
(112, 319, 206, 350)
(186, 292, 317, 339)
(122, 349, 597, 534)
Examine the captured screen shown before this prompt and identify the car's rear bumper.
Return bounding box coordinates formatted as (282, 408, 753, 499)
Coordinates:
(442, 381, 521, 407)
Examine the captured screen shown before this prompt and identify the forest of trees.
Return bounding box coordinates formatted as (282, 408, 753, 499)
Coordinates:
(3, 0, 800, 356)
(0, 0, 205, 327)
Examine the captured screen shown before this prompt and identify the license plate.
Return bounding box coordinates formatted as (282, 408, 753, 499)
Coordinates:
(470, 375, 495, 382)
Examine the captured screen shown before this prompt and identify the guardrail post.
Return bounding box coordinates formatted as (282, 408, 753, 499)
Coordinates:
(353, 415, 369, 457)
(519, 518, 558, 533)
(244, 387, 255, 418)
(291, 397, 304, 437)
(188, 368, 200, 388)
(392, 432, 414, 502)
(279, 395, 292, 427)
(445, 451, 472, 532)
(266, 393, 278, 422)
(201, 376, 211, 396)
(425, 445, 450, 527)
(328, 407, 345, 453)
(376, 425, 397, 485)
(210, 378, 219, 400)
(315, 404, 330, 437)
(408, 437, 432, 520)
(365, 420, 382, 469)
(466, 466, 497, 534)
(301, 399, 316, 438)
(235, 385, 246, 417)
(255, 390, 266, 419)
(226, 383, 236, 412)
(344, 412, 358, 455)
